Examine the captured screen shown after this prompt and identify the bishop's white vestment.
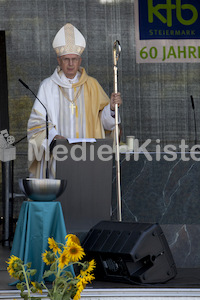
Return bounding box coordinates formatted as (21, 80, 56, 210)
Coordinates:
(27, 66, 117, 178)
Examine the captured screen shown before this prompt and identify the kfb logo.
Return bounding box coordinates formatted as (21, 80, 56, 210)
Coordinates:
(138, 0, 200, 40)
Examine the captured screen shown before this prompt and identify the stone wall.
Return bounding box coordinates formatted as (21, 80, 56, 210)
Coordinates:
(111, 154, 200, 268)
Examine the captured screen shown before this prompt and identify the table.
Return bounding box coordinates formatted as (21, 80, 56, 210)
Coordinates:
(11, 201, 74, 282)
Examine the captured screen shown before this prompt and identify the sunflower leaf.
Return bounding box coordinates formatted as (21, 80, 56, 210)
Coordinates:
(64, 271, 73, 278)
(50, 262, 57, 272)
(43, 270, 54, 278)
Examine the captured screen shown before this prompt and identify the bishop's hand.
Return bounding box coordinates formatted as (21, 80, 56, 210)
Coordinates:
(53, 135, 66, 140)
(110, 92, 122, 111)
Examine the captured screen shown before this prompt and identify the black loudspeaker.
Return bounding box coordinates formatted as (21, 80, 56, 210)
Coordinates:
(82, 221, 177, 284)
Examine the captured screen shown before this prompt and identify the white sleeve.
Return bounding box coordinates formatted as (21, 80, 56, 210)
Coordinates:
(41, 127, 58, 149)
(101, 103, 121, 131)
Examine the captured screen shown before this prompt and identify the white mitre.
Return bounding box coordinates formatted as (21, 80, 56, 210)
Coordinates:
(52, 23, 86, 57)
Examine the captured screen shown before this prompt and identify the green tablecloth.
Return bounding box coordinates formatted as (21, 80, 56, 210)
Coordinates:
(11, 201, 74, 282)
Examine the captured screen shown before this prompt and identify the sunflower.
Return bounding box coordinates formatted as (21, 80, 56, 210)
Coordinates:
(6, 255, 21, 267)
(80, 259, 96, 276)
(73, 274, 95, 300)
(31, 281, 43, 294)
(6, 255, 23, 279)
(7, 264, 16, 278)
(58, 249, 70, 269)
(48, 237, 62, 254)
(81, 273, 95, 284)
(65, 242, 85, 262)
(42, 250, 55, 265)
(73, 278, 85, 300)
(65, 234, 81, 246)
(73, 286, 81, 300)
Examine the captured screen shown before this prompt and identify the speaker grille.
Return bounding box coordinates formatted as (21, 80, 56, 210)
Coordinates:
(82, 221, 177, 284)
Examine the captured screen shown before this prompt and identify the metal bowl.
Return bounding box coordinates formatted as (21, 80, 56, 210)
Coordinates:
(19, 178, 67, 201)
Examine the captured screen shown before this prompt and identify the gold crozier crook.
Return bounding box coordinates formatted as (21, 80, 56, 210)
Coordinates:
(113, 40, 122, 221)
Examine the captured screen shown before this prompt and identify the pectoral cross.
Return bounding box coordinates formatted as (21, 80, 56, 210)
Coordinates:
(69, 103, 76, 115)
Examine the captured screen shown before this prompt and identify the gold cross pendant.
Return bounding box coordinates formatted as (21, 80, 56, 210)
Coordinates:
(69, 103, 76, 115)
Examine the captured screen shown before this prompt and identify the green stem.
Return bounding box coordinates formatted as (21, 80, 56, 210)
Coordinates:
(22, 265, 31, 298)
(54, 266, 61, 294)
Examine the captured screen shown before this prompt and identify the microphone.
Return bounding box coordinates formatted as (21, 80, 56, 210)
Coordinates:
(190, 95, 195, 110)
(190, 95, 199, 151)
(19, 79, 47, 113)
(19, 78, 49, 178)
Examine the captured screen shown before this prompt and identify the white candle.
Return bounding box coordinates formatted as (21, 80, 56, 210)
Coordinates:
(126, 136, 135, 151)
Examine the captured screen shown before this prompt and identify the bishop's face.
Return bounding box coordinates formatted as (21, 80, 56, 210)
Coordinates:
(57, 54, 82, 79)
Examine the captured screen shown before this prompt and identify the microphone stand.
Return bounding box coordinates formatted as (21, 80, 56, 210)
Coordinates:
(19, 79, 49, 178)
(190, 95, 200, 152)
